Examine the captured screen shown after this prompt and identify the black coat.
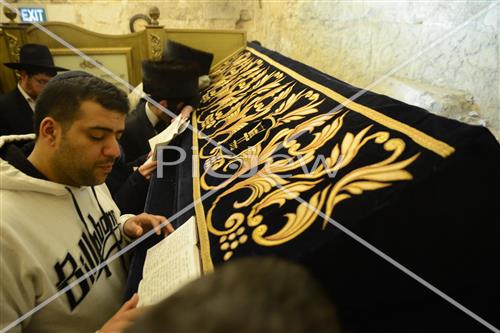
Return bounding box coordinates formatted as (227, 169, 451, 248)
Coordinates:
(106, 151, 149, 215)
(0, 87, 35, 136)
(119, 101, 157, 164)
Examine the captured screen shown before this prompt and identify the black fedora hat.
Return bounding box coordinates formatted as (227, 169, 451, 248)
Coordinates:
(4, 43, 68, 73)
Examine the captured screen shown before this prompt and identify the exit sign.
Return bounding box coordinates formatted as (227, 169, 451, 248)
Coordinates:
(19, 8, 47, 23)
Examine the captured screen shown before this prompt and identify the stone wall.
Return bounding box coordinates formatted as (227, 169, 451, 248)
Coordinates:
(1, 0, 245, 32)
(2, 0, 498, 137)
(242, 1, 499, 138)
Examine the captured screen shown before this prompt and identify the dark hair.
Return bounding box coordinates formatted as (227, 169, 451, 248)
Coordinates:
(34, 71, 129, 135)
(125, 257, 341, 333)
(24, 68, 56, 77)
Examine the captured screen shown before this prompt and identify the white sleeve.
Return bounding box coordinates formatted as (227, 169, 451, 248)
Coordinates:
(119, 214, 136, 243)
(0, 235, 36, 333)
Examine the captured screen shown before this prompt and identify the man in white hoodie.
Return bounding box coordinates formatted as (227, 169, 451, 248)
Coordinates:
(0, 71, 173, 333)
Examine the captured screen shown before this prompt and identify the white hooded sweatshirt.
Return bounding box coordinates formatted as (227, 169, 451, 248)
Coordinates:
(0, 134, 132, 333)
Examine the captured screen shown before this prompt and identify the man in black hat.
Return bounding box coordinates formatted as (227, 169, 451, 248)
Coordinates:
(106, 60, 199, 215)
(0, 43, 68, 136)
(119, 59, 200, 164)
(127, 40, 213, 111)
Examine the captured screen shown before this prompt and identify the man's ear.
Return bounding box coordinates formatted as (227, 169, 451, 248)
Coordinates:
(38, 117, 60, 147)
(18, 70, 29, 83)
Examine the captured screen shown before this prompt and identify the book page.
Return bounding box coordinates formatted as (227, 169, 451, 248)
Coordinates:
(142, 216, 197, 273)
(138, 245, 200, 306)
(138, 216, 201, 307)
(149, 116, 189, 157)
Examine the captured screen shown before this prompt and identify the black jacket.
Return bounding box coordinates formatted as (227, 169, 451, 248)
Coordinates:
(119, 101, 157, 164)
(106, 151, 150, 215)
(0, 87, 35, 136)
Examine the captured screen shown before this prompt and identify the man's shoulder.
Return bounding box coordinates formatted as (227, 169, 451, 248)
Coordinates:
(126, 102, 147, 123)
(0, 88, 20, 106)
(0, 88, 29, 114)
(124, 102, 154, 137)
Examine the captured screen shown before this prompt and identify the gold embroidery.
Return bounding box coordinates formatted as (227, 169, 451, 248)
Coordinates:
(191, 113, 214, 273)
(229, 123, 266, 150)
(247, 46, 455, 158)
(193, 47, 447, 262)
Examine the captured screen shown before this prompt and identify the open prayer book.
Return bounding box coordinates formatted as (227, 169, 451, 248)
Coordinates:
(137, 216, 202, 307)
(148, 115, 189, 161)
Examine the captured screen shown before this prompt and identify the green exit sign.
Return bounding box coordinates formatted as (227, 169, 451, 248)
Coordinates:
(19, 8, 47, 23)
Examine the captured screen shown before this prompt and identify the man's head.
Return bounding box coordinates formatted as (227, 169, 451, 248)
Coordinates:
(3, 43, 68, 100)
(125, 257, 341, 333)
(18, 68, 55, 100)
(31, 71, 129, 187)
(142, 59, 199, 122)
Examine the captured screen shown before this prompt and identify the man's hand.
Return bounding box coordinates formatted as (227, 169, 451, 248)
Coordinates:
(138, 153, 157, 180)
(177, 105, 194, 122)
(99, 294, 145, 333)
(123, 213, 174, 238)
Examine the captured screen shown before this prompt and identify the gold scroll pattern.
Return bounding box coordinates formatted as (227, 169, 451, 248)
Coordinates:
(149, 33, 162, 60)
(5, 31, 20, 62)
(197, 50, 420, 261)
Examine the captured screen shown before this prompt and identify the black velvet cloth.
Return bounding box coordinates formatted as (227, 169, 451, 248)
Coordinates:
(125, 42, 500, 332)
(123, 132, 194, 300)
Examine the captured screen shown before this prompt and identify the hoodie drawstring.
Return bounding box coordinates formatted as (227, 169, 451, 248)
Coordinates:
(91, 186, 128, 273)
(65, 187, 91, 236)
(90, 187, 106, 215)
(66, 186, 128, 274)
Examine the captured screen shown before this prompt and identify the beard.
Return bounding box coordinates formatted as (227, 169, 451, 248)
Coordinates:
(53, 138, 115, 187)
(25, 79, 40, 100)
